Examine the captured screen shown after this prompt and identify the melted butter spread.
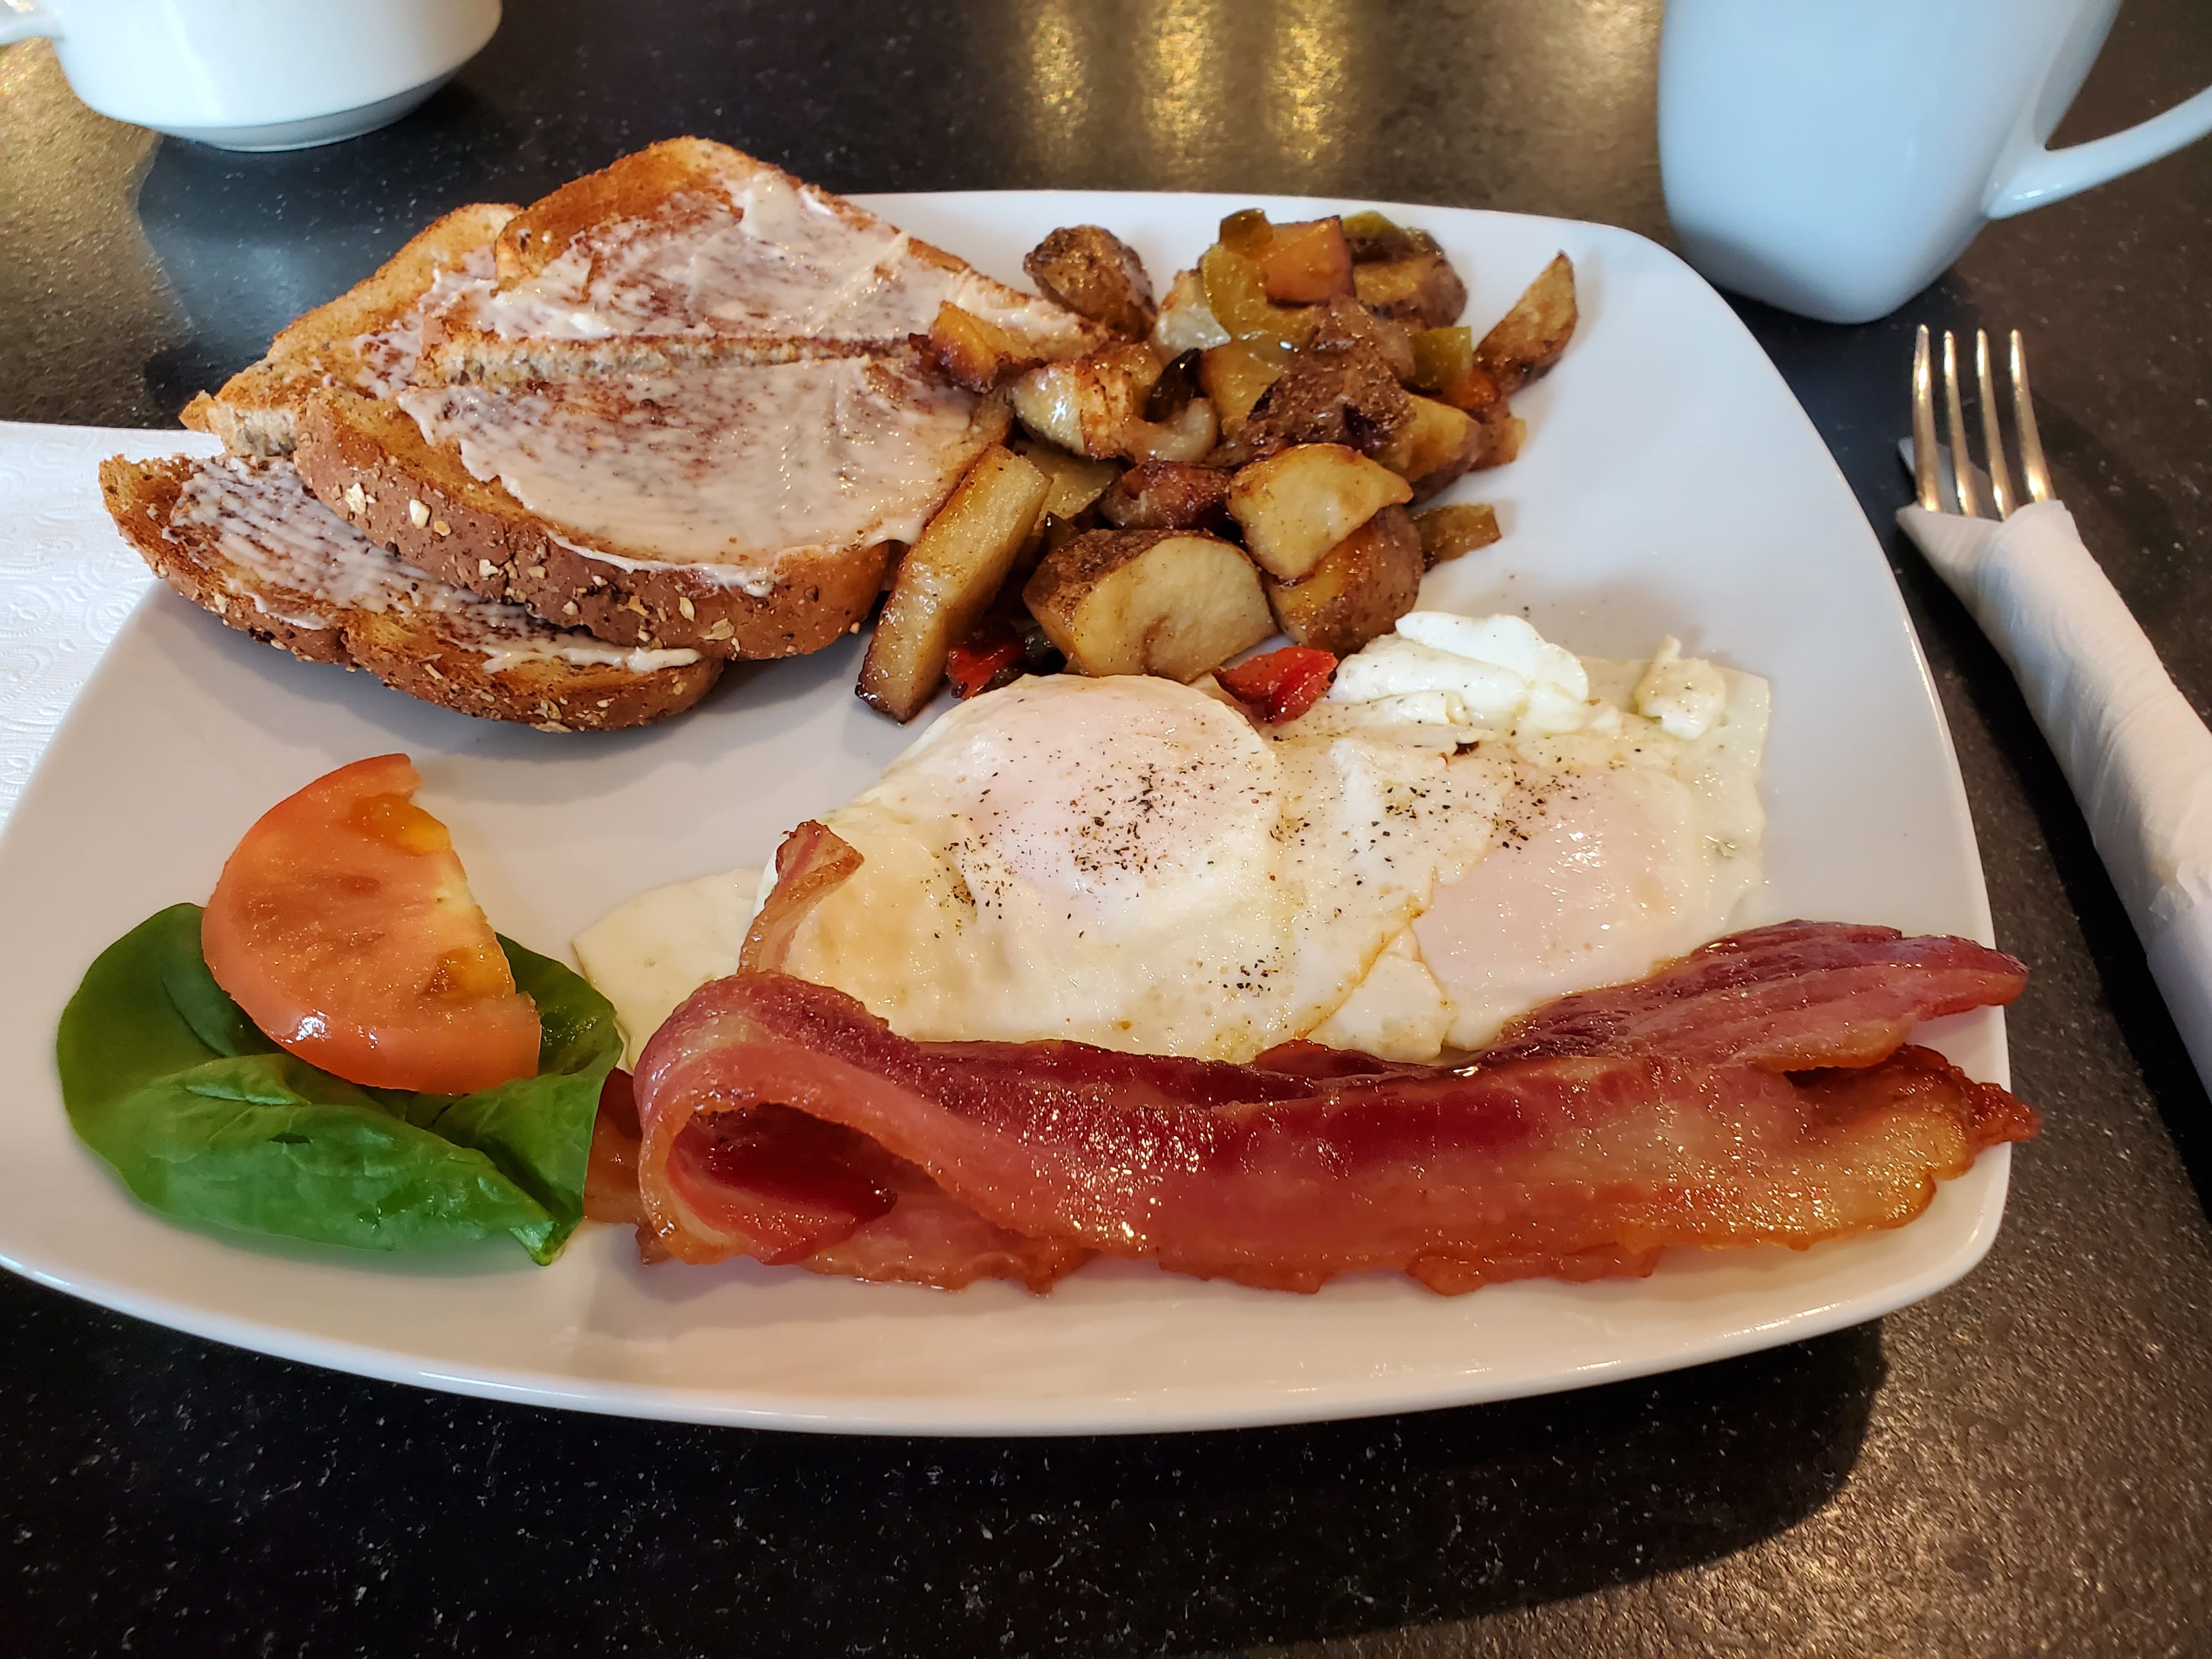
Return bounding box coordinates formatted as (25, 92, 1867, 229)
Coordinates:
(351, 246, 500, 398)
(172, 457, 700, 674)
(396, 354, 989, 569)
(443, 168, 1090, 351)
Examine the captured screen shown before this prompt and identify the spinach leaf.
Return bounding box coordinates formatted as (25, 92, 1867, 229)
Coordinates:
(57, 905, 618, 1263)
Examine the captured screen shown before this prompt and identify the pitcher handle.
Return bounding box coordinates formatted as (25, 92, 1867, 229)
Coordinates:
(1989, 83, 2212, 217)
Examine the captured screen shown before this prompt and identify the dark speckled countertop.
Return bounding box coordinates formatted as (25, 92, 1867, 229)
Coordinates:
(3, 4, 2209, 1655)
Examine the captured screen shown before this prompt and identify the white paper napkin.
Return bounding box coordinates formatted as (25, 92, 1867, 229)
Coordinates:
(0, 421, 222, 831)
(1899, 499, 2212, 1096)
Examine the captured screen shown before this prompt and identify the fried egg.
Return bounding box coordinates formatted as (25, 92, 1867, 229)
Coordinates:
(578, 614, 1768, 1066)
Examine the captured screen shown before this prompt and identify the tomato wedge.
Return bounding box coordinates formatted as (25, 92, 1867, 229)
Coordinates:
(201, 754, 541, 1094)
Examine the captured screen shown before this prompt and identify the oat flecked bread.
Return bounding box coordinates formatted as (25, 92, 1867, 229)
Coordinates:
(290, 353, 1012, 658)
(273, 140, 1089, 661)
(414, 139, 1108, 386)
(182, 202, 517, 459)
(101, 453, 720, 730)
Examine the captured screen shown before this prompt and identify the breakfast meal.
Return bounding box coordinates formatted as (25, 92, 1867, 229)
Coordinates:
(60, 142, 2041, 1314)
(101, 139, 1554, 729)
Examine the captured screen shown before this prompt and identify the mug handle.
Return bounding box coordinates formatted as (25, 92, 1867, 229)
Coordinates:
(0, 4, 62, 46)
(1988, 84, 2212, 217)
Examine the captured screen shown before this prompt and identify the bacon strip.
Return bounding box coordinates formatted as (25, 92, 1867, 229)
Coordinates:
(631, 964, 2036, 1295)
(1477, 919, 2028, 1071)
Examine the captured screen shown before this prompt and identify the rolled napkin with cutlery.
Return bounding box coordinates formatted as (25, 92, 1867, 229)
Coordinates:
(1899, 500, 2212, 1097)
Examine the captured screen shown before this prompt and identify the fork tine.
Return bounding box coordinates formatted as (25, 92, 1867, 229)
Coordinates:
(1941, 331, 1982, 517)
(2011, 329, 2055, 504)
(1974, 329, 2017, 518)
(1911, 326, 1943, 511)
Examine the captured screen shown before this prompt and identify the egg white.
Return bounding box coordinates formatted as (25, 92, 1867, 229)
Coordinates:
(577, 622, 1770, 1066)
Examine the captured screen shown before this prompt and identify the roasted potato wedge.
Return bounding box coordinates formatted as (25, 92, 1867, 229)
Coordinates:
(1353, 251, 1468, 330)
(1414, 502, 1501, 567)
(1024, 529, 1274, 680)
(925, 302, 1045, 393)
(1227, 443, 1413, 581)
(1100, 459, 1231, 531)
(1009, 342, 1216, 462)
(1008, 342, 1162, 458)
(1475, 253, 1577, 396)
(1264, 505, 1424, 656)
(1010, 435, 1121, 521)
(1125, 396, 1220, 464)
(1310, 296, 1414, 382)
(1153, 267, 1232, 357)
(1260, 217, 1355, 304)
(1374, 395, 1480, 500)
(1199, 340, 1286, 435)
(858, 446, 1051, 721)
(1218, 335, 1412, 462)
(1023, 225, 1158, 339)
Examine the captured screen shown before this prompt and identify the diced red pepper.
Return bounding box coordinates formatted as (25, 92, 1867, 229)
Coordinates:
(1217, 645, 1339, 724)
(946, 631, 1028, 700)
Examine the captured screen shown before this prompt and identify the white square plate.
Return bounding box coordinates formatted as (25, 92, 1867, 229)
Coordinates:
(0, 192, 2009, 1435)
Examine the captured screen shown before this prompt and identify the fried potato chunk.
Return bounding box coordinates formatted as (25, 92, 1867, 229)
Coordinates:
(1260, 217, 1355, 304)
(1374, 396, 1481, 501)
(1100, 459, 1231, 531)
(1475, 253, 1577, 396)
(858, 447, 1051, 721)
(1010, 342, 1217, 462)
(1413, 502, 1502, 567)
(1153, 268, 1232, 357)
(925, 302, 1045, 393)
(1010, 436, 1121, 522)
(1227, 443, 1413, 581)
(1353, 251, 1468, 330)
(1024, 225, 1158, 339)
(1309, 296, 1415, 382)
(1024, 529, 1273, 680)
(1263, 504, 1424, 656)
(1218, 335, 1412, 463)
(1009, 342, 1162, 457)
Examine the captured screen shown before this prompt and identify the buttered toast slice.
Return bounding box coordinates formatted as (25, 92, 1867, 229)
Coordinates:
(182, 204, 517, 459)
(291, 351, 1011, 659)
(415, 139, 1107, 386)
(101, 453, 720, 730)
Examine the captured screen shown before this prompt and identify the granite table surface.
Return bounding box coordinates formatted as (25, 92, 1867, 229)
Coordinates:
(2, 2, 2209, 1654)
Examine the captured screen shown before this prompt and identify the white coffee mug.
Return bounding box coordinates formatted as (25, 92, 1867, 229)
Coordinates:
(1659, 0, 2212, 324)
(0, 0, 501, 151)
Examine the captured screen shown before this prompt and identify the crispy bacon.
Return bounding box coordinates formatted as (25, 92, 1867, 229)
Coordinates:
(737, 820, 861, 975)
(630, 957, 2036, 1295)
(1477, 919, 2028, 1070)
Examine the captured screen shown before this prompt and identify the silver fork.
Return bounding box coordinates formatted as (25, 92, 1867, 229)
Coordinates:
(1910, 325, 2057, 518)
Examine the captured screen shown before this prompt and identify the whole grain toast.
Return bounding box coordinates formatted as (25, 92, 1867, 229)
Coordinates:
(289, 356, 1011, 659)
(182, 203, 517, 459)
(101, 453, 721, 730)
(414, 139, 1107, 387)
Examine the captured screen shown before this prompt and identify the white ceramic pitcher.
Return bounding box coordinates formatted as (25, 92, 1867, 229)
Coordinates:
(1660, 0, 2212, 323)
(0, 0, 501, 151)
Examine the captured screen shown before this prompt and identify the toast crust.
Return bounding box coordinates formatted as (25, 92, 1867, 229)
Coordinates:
(100, 454, 721, 730)
(416, 139, 1106, 387)
(291, 390, 976, 660)
(184, 203, 518, 457)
